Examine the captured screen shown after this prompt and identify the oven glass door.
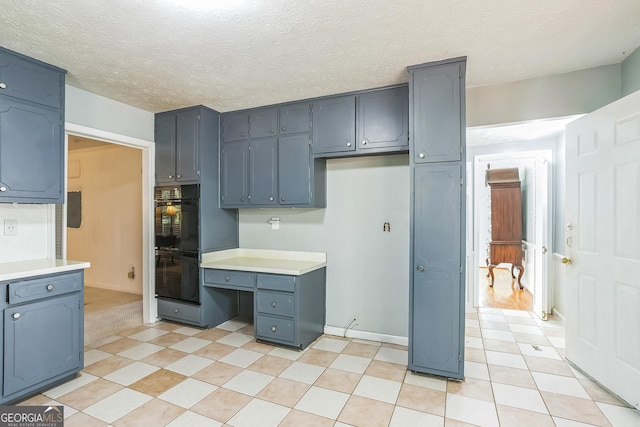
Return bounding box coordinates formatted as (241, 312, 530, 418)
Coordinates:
(155, 250, 199, 303)
(155, 200, 199, 252)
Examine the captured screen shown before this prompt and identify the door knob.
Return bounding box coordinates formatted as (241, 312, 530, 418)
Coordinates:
(561, 257, 573, 264)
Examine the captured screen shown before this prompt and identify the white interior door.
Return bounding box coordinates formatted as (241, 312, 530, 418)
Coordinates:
(532, 156, 551, 320)
(565, 90, 640, 409)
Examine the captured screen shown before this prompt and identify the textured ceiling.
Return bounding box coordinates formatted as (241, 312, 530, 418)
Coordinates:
(0, 0, 639, 113)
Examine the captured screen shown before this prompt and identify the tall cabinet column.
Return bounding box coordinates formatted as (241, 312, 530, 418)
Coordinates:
(408, 58, 466, 379)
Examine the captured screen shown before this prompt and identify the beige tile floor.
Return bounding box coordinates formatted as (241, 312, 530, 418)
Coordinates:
(17, 307, 640, 426)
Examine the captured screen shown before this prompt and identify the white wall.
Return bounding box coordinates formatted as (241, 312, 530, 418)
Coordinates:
(0, 204, 53, 262)
(0, 86, 154, 264)
(467, 64, 621, 127)
(239, 154, 410, 339)
(622, 45, 640, 97)
(65, 85, 154, 141)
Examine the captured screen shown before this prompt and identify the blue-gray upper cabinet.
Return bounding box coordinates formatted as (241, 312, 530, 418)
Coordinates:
(249, 108, 278, 139)
(155, 107, 201, 184)
(410, 164, 464, 379)
(0, 48, 63, 109)
(0, 47, 65, 204)
(357, 86, 408, 151)
(312, 95, 356, 155)
(221, 112, 249, 142)
(220, 140, 250, 205)
(249, 137, 278, 205)
(279, 134, 325, 206)
(280, 102, 311, 135)
(410, 62, 463, 163)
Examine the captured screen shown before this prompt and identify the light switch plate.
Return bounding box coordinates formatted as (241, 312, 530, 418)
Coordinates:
(4, 219, 17, 236)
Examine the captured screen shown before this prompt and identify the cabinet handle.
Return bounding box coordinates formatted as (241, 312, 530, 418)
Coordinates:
(177, 174, 181, 179)
(46, 284, 54, 291)
(417, 265, 425, 272)
(362, 140, 367, 145)
(0, 186, 6, 192)
(346, 142, 352, 147)
(241, 197, 245, 202)
(418, 153, 426, 159)
(281, 196, 285, 202)
(270, 129, 275, 133)
(281, 127, 286, 132)
(12, 313, 20, 319)
(269, 196, 274, 201)
(271, 302, 277, 308)
(225, 276, 230, 282)
(0, 83, 6, 89)
(174, 309, 179, 313)
(168, 174, 174, 179)
(241, 133, 246, 137)
(271, 326, 276, 332)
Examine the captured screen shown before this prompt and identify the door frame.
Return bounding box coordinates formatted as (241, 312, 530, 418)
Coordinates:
(63, 123, 156, 323)
(471, 150, 553, 314)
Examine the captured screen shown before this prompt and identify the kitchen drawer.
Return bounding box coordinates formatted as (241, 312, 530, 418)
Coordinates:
(204, 269, 255, 290)
(256, 274, 295, 292)
(256, 291, 295, 318)
(7, 271, 82, 305)
(256, 314, 295, 344)
(157, 298, 201, 325)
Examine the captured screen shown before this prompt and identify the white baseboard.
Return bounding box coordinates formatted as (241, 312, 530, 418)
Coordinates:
(323, 326, 409, 347)
(552, 308, 565, 322)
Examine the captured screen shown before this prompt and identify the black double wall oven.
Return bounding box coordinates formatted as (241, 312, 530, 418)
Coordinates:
(155, 185, 200, 304)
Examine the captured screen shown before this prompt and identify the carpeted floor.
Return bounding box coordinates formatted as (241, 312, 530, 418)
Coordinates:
(84, 286, 143, 345)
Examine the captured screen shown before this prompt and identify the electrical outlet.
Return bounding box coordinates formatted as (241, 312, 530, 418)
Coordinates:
(4, 220, 17, 236)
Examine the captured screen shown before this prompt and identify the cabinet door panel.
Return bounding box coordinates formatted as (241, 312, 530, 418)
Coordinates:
(176, 109, 199, 182)
(0, 99, 62, 202)
(250, 108, 278, 139)
(279, 134, 311, 205)
(4, 293, 81, 396)
(411, 63, 461, 163)
(312, 95, 356, 154)
(0, 51, 62, 108)
(411, 164, 463, 378)
(221, 112, 249, 142)
(155, 113, 176, 183)
(220, 141, 249, 205)
(249, 138, 278, 205)
(358, 87, 408, 150)
(280, 102, 310, 135)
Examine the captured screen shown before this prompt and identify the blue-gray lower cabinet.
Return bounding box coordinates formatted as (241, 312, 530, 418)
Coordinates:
(410, 164, 464, 379)
(203, 268, 326, 350)
(0, 270, 84, 404)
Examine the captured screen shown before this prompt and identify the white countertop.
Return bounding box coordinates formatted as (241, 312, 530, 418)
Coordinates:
(201, 249, 326, 276)
(0, 259, 91, 282)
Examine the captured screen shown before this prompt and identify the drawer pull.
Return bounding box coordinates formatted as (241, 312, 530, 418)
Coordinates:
(0, 83, 6, 89)
(225, 276, 230, 282)
(0, 186, 6, 192)
(271, 326, 276, 332)
(174, 309, 179, 313)
(46, 284, 54, 291)
(271, 302, 277, 308)
(12, 313, 20, 319)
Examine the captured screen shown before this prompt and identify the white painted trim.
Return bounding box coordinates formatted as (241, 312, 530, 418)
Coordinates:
(65, 122, 157, 324)
(552, 309, 565, 322)
(324, 326, 408, 347)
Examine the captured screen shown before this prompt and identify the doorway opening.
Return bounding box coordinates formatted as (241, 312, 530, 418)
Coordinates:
(472, 150, 552, 316)
(56, 123, 156, 344)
